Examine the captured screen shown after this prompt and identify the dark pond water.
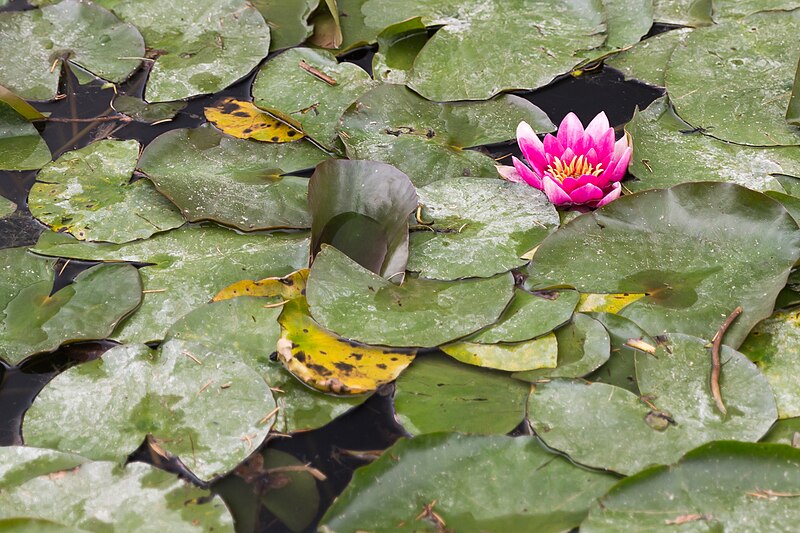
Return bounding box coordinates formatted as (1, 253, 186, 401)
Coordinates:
(0, 28, 664, 531)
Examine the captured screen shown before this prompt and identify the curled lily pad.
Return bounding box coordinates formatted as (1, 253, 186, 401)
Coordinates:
(139, 125, 326, 231)
(394, 354, 530, 435)
(528, 334, 777, 475)
(32, 227, 310, 343)
(319, 433, 617, 532)
(582, 441, 800, 532)
(252, 47, 376, 150)
(0, 0, 144, 100)
(666, 10, 800, 146)
(105, 0, 270, 102)
(252, 0, 319, 51)
(371, 17, 428, 84)
(277, 297, 416, 394)
(0, 263, 142, 365)
(0, 100, 51, 171)
(442, 333, 558, 373)
(526, 182, 800, 347)
(408, 178, 558, 280)
(0, 447, 234, 532)
(626, 97, 800, 193)
(306, 246, 515, 348)
(24, 339, 275, 480)
(29, 139, 184, 243)
(338, 84, 554, 187)
(309, 159, 418, 277)
(739, 309, 800, 419)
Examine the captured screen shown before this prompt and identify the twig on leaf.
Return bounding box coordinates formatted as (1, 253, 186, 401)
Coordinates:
(710, 306, 743, 415)
(299, 60, 337, 85)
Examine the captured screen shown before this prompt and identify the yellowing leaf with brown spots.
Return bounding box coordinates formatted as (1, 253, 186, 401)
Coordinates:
(576, 293, 646, 314)
(277, 297, 416, 395)
(213, 269, 309, 303)
(204, 97, 304, 142)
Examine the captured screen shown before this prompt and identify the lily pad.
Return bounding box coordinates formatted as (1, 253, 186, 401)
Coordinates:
(408, 178, 558, 280)
(442, 333, 558, 373)
(652, 0, 712, 26)
(762, 417, 800, 446)
(0, 196, 14, 218)
(789, 58, 800, 127)
(0, 263, 141, 365)
(528, 334, 777, 474)
(626, 97, 800, 193)
(393, 354, 529, 435)
(713, 0, 800, 21)
(29, 139, 185, 243)
(665, 10, 800, 146)
(0, 0, 143, 100)
(0, 247, 55, 312)
(739, 309, 800, 419)
(278, 297, 416, 394)
(105, 0, 270, 102)
(306, 246, 515, 347)
(138, 125, 326, 231)
(309, 159, 418, 277)
(360, 0, 607, 101)
(526, 182, 800, 348)
(24, 339, 275, 480)
(319, 433, 617, 532)
(213, 269, 308, 303)
(252, 47, 376, 150)
(585, 312, 654, 394)
(338, 84, 554, 187)
(252, 0, 319, 51)
(582, 441, 800, 532)
(606, 27, 691, 87)
(204, 98, 305, 142)
(32, 226, 310, 343)
(0, 447, 234, 532)
(469, 289, 578, 344)
(0, 101, 51, 171)
(513, 313, 611, 381)
(371, 18, 428, 84)
(111, 94, 185, 124)
(603, 0, 654, 50)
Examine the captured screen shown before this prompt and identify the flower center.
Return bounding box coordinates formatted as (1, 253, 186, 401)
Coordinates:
(546, 155, 604, 182)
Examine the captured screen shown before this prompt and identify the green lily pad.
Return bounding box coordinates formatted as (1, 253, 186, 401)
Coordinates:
(606, 28, 691, 87)
(442, 333, 558, 373)
(528, 334, 777, 475)
(0, 447, 233, 532)
(762, 417, 800, 446)
(335, 0, 374, 51)
(739, 309, 800, 419)
(604, 0, 654, 50)
(666, 10, 800, 146)
(371, 18, 428, 84)
(652, 0, 712, 26)
(0, 263, 141, 365)
(469, 289, 578, 344)
(513, 313, 611, 381)
(0, 101, 51, 171)
(307, 246, 515, 347)
(713, 0, 800, 21)
(309, 159, 417, 277)
(111, 94, 186, 123)
(0, 0, 144, 100)
(139, 125, 326, 231)
(160, 294, 367, 432)
(0, 196, 15, 218)
(252, 0, 319, 51)
(104, 0, 270, 102)
(582, 441, 800, 532)
(0, 518, 83, 533)
(408, 178, 558, 280)
(626, 97, 800, 193)
(526, 182, 800, 348)
(29, 139, 184, 243)
(319, 433, 617, 532)
(789, 58, 800, 127)
(338, 83, 554, 187)
(360, 0, 606, 101)
(32, 226, 309, 343)
(25, 339, 275, 480)
(585, 312, 654, 394)
(393, 354, 530, 435)
(252, 47, 376, 150)
(0, 247, 55, 312)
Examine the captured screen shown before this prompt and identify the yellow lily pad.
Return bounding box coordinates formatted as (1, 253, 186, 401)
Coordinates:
(576, 292, 647, 314)
(204, 97, 304, 143)
(213, 269, 309, 303)
(442, 333, 558, 372)
(277, 297, 416, 395)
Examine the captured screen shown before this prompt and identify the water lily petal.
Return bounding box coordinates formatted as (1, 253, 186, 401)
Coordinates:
(568, 183, 605, 204)
(496, 165, 523, 183)
(543, 134, 564, 158)
(603, 146, 632, 182)
(516, 122, 547, 172)
(593, 128, 615, 161)
(595, 182, 622, 207)
(557, 112, 585, 148)
(542, 175, 572, 205)
(512, 156, 543, 189)
(561, 173, 601, 194)
(585, 111, 610, 142)
(613, 134, 631, 158)
(584, 147, 599, 167)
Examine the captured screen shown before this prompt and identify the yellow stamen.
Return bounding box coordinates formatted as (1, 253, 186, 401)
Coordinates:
(546, 155, 604, 182)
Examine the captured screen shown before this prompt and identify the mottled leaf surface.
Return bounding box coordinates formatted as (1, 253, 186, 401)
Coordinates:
(0, 101, 50, 171)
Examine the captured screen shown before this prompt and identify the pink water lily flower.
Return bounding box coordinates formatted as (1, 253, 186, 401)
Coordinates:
(499, 111, 632, 208)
